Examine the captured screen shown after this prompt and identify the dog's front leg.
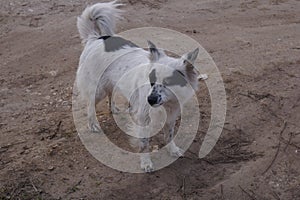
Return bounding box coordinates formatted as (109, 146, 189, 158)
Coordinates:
(164, 109, 184, 157)
(139, 127, 154, 172)
(136, 110, 153, 173)
(139, 138, 153, 173)
(164, 123, 184, 157)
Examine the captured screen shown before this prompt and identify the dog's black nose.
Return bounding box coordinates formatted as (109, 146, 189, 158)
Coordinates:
(147, 96, 158, 106)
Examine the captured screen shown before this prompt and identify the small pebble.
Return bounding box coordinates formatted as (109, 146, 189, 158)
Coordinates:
(49, 70, 58, 77)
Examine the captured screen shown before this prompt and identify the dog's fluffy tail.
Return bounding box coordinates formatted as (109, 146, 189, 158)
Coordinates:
(77, 1, 123, 44)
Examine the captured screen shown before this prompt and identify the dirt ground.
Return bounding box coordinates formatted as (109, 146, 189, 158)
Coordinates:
(1, 0, 300, 199)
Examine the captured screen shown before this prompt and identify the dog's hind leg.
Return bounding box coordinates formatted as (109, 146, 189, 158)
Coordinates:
(108, 93, 120, 114)
(88, 91, 107, 132)
(107, 92, 133, 114)
(88, 98, 101, 132)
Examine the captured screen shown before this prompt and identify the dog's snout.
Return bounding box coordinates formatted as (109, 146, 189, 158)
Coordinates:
(147, 95, 158, 106)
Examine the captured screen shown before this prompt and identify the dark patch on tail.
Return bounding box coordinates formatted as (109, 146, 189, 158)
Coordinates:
(99, 36, 139, 52)
(98, 35, 111, 40)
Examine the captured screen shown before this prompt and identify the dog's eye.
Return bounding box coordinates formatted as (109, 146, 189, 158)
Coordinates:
(150, 82, 155, 87)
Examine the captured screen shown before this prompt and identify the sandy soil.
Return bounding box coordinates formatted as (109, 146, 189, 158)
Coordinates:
(0, 0, 300, 199)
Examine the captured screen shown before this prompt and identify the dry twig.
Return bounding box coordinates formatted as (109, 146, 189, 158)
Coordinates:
(283, 132, 294, 152)
(239, 185, 257, 200)
(182, 176, 186, 199)
(220, 184, 224, 200)
(30, 179, 38, 192)
(262, 121, 287, 174)
(48, 120, 62, 139)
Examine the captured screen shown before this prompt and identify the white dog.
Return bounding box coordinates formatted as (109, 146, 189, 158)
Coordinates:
(76, 1, 200, 172)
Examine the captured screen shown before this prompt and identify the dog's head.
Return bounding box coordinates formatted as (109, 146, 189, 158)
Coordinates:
(147, 41, 200, 107)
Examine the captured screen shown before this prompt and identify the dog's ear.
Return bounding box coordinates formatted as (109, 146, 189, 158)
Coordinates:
(147, 40, 163, 62)
(182, 48, 199, 70)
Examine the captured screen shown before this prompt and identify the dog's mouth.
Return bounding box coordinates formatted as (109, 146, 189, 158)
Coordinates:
(150, 103, 163, 108)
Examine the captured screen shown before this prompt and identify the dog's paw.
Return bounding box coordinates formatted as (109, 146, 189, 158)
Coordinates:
(140, 155, 154, 173)
(198, 74, 208, 81)
(111, 105, 133, 115)
(168, 142, 184, 157)
(110, 105, 121, 114)
(88, 122, 101, 133)
(123, 106, 133, 114)
(170, 147, 184, 157)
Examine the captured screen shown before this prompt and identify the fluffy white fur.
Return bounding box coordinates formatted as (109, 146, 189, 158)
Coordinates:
(77, 0, 123, 43)
(76, 1, 200, 172)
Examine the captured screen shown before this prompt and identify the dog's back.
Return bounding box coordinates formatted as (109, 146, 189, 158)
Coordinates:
(76, 1, 150, 101)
